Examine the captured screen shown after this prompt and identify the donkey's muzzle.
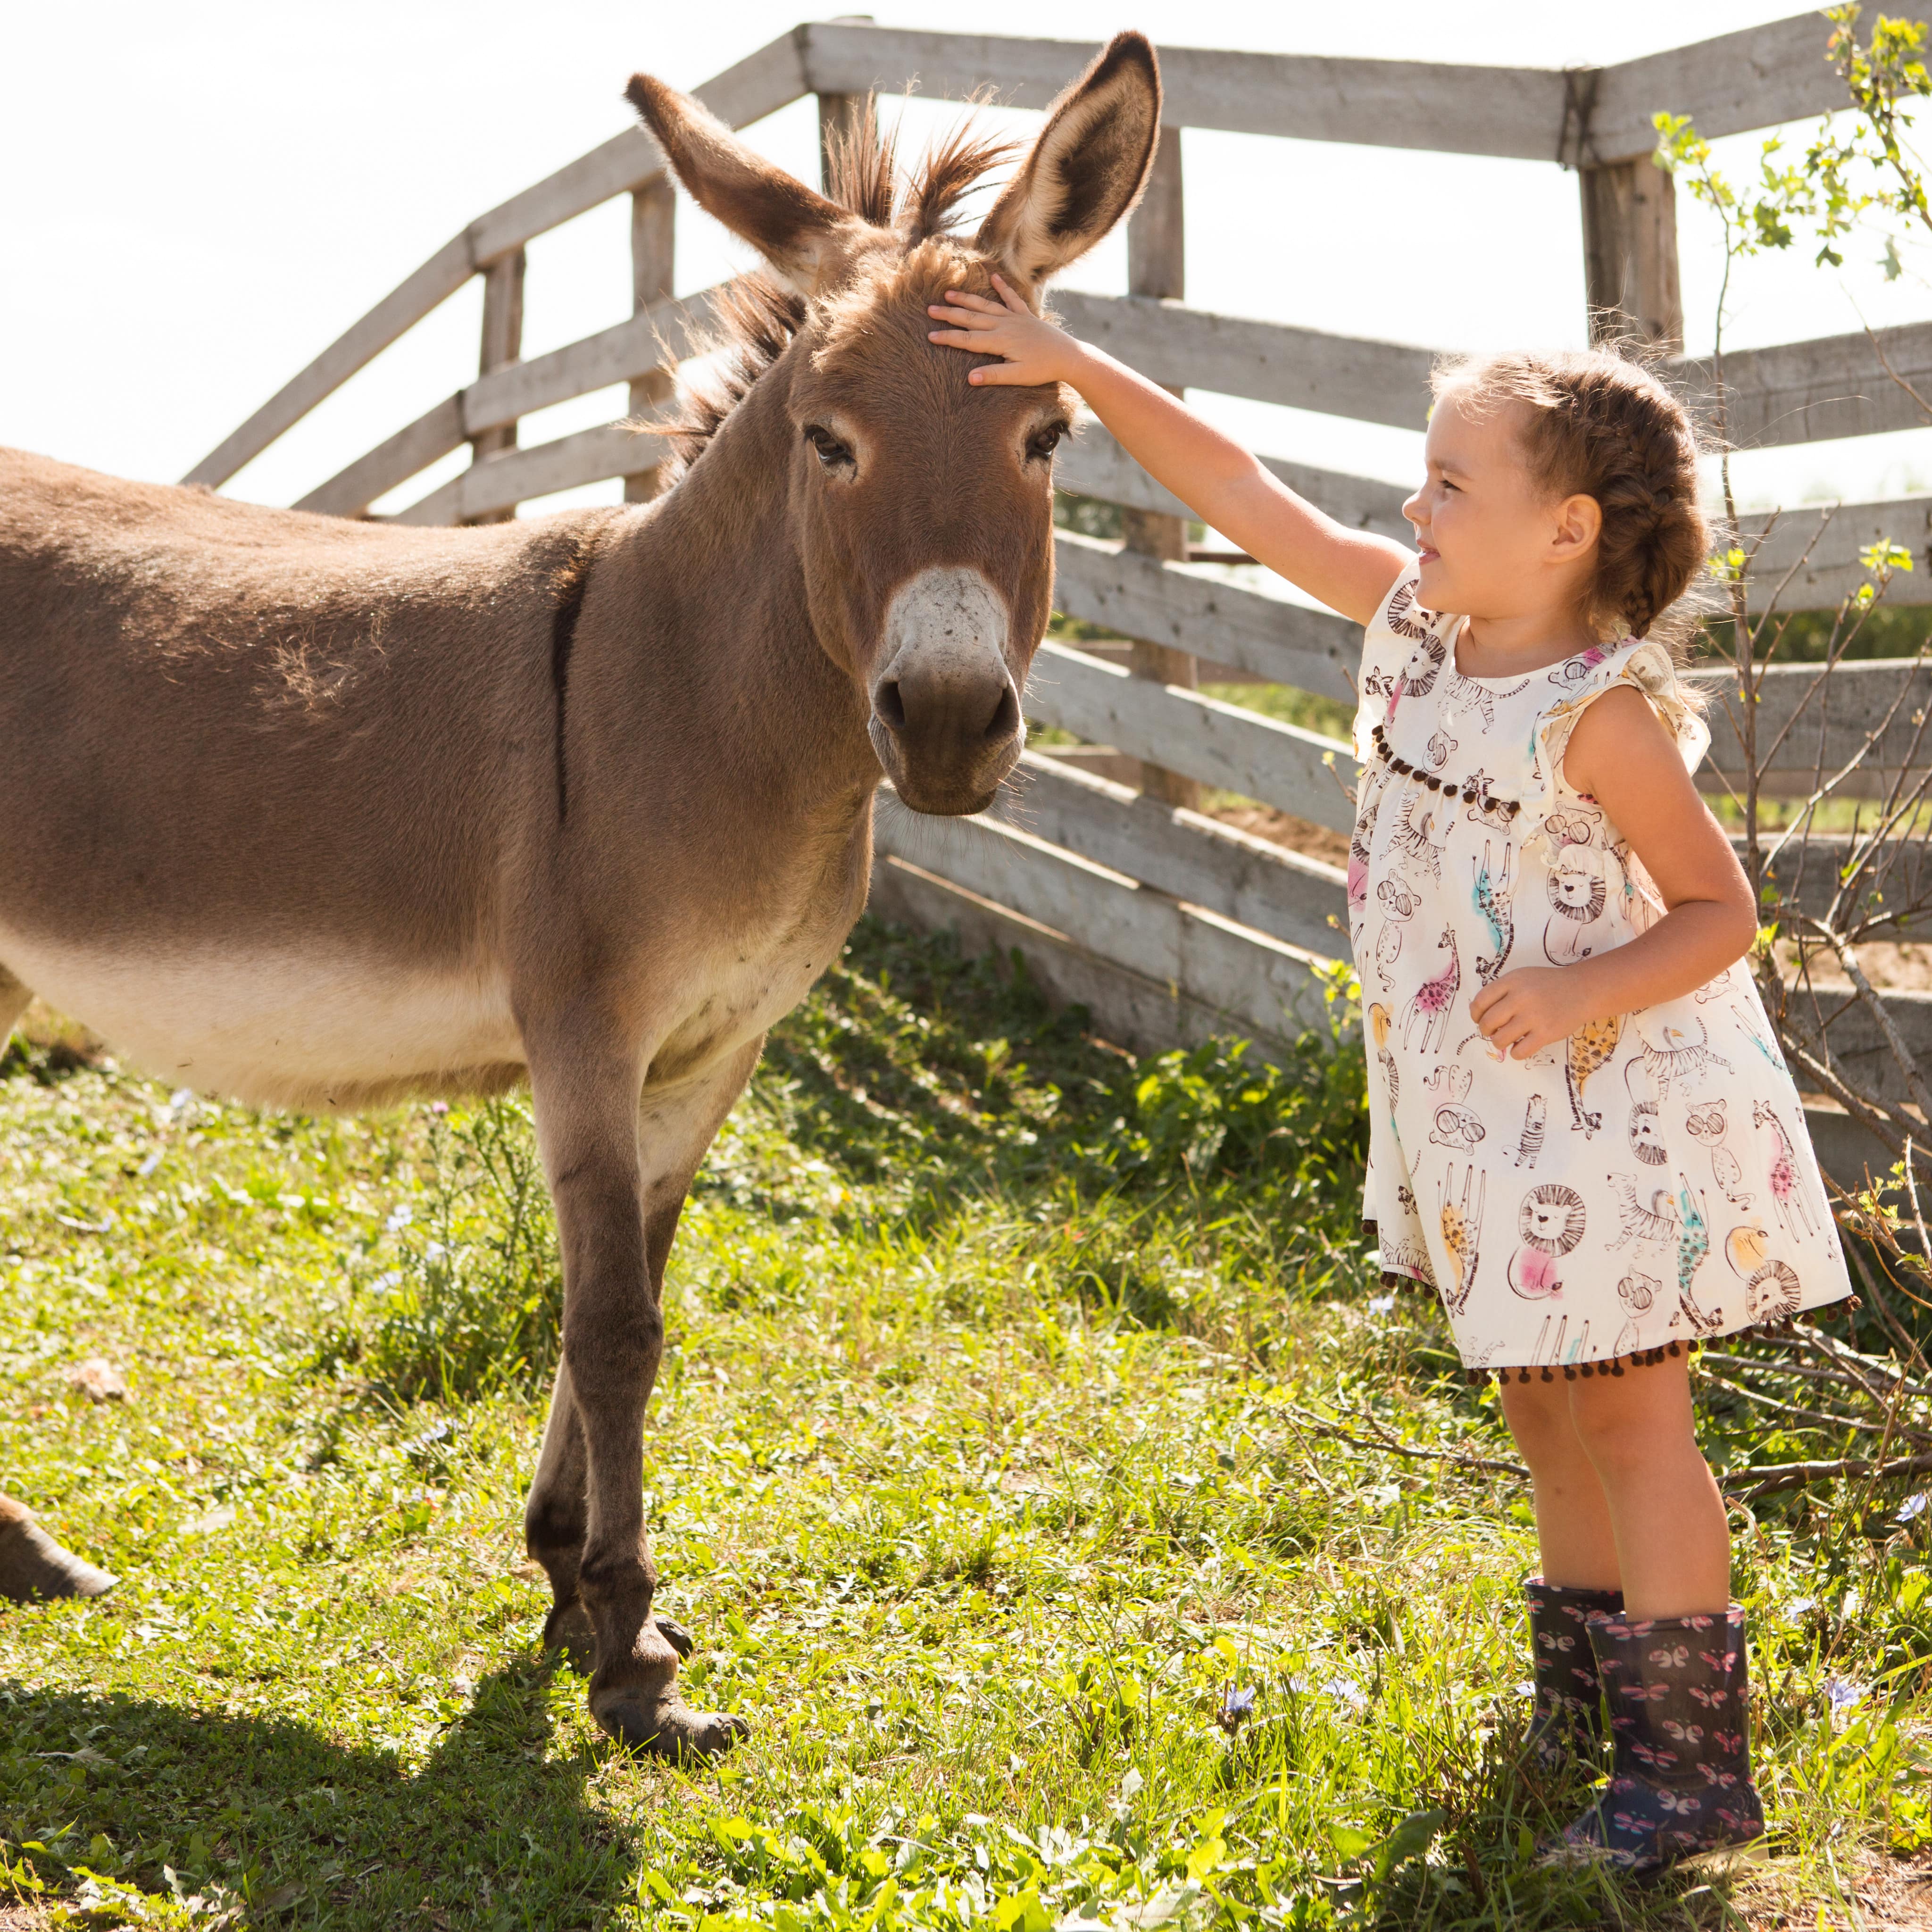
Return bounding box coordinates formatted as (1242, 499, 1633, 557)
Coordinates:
(868, 566, 1023, 816)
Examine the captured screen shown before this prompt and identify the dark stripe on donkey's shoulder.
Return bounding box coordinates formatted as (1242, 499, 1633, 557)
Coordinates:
(548, 525, 607, 823)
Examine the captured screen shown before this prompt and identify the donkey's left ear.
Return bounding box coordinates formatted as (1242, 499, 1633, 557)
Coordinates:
(974, 32, 1161, 289)
(626, 72, 862, 293)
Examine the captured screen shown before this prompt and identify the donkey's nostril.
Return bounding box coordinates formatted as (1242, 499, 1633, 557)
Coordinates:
(982, 683, 1020, 744)
(874, 679, 907, 733)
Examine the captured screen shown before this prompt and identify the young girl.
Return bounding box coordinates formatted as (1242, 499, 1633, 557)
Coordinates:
(929, 278, 1852, 1872)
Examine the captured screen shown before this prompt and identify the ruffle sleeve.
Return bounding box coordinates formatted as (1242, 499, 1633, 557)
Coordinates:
(1530, 638, 1710, 825)
(1352, 561, 1451, 762)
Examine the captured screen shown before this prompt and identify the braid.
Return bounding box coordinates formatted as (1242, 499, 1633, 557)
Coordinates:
(1431, 346, 1708, 654)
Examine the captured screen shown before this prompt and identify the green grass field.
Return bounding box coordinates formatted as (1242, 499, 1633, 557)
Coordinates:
(1, 920, 1926, 1930)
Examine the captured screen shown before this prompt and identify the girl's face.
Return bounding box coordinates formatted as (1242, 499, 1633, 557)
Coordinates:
(1402, 391, 1600, 627)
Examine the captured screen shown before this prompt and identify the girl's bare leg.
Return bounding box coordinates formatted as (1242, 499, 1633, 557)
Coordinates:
(1566, 1353, 1731, 1617)
(1498, 1375, 1621, 1591)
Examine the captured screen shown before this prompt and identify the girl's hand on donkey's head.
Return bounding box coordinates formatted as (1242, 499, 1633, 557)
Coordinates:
(927, 274, 1074, 386)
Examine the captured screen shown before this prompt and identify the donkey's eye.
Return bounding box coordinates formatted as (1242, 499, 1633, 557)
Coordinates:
(1026, 423, 1067, 463)
(804, 425, 854, 471)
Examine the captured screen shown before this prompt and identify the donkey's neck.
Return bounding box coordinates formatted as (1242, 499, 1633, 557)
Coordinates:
(612, 357, 878, 811)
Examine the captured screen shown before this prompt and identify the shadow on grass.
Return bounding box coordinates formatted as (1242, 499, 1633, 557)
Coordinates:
(0, 1656, 662, 1928)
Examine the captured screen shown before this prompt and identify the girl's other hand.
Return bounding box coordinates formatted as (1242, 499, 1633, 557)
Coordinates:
(1468, 966, 1596, 1060)
(927, 274, 1077, 386)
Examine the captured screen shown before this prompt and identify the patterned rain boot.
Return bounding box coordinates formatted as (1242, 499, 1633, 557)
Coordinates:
(1550, 1607, 1767, 1874)
(1521, 1576, 1621, 1772)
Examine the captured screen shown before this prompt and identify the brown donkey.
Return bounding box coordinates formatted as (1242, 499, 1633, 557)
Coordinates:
(0, 38, 1160, 1752)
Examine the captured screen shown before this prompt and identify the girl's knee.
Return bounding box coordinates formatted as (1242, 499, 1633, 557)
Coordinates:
(1498, 1376, 1587, 1465)
(1567, 1373, 1697, 1477)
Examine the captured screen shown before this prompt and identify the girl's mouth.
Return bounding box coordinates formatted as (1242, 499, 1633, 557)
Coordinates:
(1416, 545, 1440, 565)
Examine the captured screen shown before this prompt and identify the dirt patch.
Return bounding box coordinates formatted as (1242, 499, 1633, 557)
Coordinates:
(1206, 803, 1350, 869)
(1736, 1850, 1932, 1928)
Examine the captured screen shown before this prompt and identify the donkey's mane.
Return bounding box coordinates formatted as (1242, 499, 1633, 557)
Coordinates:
(651, 111, 1015, 486)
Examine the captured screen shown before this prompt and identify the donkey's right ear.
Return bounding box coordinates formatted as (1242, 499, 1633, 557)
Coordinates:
(625, 74, 857, 294)
(974, 32, 1162, 290)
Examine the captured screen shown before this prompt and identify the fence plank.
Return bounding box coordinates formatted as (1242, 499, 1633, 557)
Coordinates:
(466, 249, 527, 526)
(1052, 530, 1357, 699)
(183, 34, 804, 494)
(183, 235, 476, 491)
(464, 33, 810, 262)
(991, 751, 1349, 955)
(1058, 420, 1412, 541)
(1024, 641, 1355, 830)
(1693, 658, 1932, 790)
(1736, 496, 1932, 610)
(803, 22, 1569, 158)
(1588, 14, 1846, 164)
(394, 422, 646, 525)
(295, 396, 467, 518)
(873, 795, 1329, 1040)
(1055, 290, 1435, 430)
(1693, 321, 1932, 449)
(464, 287, 722, 437)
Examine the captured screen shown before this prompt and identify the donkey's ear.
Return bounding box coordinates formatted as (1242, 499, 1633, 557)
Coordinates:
(625, 73, 858, 294)
(974, 33, 1162, 289)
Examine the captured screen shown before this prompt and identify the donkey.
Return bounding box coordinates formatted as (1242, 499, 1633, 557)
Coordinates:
(0, 38, 1161, 1752)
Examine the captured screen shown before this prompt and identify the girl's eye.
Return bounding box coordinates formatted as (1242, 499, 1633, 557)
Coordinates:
(804, 425, 854, 471)
(1026, 423, 1067, 463)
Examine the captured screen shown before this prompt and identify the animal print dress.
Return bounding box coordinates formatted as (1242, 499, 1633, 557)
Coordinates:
(1349, 566, 1851, 1374)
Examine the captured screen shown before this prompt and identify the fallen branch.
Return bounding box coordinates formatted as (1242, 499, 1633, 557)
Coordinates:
(1282, 1406, 1526, 1482)
(1727, 1447, 1932, 1502)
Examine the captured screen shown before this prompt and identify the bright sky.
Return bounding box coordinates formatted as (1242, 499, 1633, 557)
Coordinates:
(8, 1, 1931, 519)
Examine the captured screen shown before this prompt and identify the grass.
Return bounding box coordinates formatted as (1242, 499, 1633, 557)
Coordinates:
(0, 918, 1927, 1931)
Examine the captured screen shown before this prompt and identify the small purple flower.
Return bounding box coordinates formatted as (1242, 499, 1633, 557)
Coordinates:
(1217, 1686, 1256, 1734)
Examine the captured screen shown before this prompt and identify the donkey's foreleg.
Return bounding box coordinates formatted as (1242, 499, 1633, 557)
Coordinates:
(525, 1356, 693, 1672)
(527, 1032, 757, 1758)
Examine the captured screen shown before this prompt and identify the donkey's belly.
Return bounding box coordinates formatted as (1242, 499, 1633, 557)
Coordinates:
(0, 924, 521, 1108)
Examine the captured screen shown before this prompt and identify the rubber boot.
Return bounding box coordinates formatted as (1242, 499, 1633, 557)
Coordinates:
(1549, 1606, 1767, 1874)
(1522, 1576, 1621, 1771)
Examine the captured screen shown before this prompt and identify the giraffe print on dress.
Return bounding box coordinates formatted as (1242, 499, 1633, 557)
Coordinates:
(1401, 929, 1461, 1056)
(1564, 1014, 1623, 1138)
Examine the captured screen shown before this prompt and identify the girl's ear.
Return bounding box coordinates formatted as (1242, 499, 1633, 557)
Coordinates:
(974, 32, 1162, 291)
(1552, 492, 1603, 559)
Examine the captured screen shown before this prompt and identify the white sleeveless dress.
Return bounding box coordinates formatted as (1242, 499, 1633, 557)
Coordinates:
(1349, 566, 1852, 1376)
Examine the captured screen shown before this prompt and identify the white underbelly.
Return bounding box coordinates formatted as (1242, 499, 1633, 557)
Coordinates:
(0, 924, 521, 1106)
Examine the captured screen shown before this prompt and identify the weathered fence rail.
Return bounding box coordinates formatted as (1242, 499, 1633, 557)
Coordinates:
(192, 12, 1932, 1177)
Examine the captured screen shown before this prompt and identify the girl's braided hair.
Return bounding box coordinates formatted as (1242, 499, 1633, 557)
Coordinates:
(1431, 346, 1709, 652)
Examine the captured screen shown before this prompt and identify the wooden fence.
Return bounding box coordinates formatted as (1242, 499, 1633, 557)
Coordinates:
(189, 13, 1932, 1172)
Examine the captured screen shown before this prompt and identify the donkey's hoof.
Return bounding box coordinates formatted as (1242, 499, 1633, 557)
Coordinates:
(542, 1599, 598, 1674)
(0, 1516, 117, 1604)
(589, 1686, 748, 1760)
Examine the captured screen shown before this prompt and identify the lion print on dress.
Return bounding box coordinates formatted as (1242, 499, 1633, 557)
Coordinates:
(1544, 850, 1609, 965)
(1564, 1014, 1624, 1138)
(1724, 1221, 1802, 1323)
(1438, 1163, 1486, 1315)
(1684, 1099, 1752, 1208)
(1471, 841, 1515, 986)
(1509, 1184, 1587, 1299)
(1754, 1100, 1821, 1239)
(1402, 930, 1461, 1055)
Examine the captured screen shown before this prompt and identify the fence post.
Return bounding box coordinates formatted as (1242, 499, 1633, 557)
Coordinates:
(1578, 157, 1683, 351)
(626, 177, 676, 502)
(466, 248, 525, 525)
(1122, 132, 1199, 810)
(817, 90, 876, 192)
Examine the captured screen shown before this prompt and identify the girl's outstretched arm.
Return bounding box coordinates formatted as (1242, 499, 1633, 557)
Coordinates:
(928, 276, 1411, 625)
(1468, 687, 1757, 1059)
